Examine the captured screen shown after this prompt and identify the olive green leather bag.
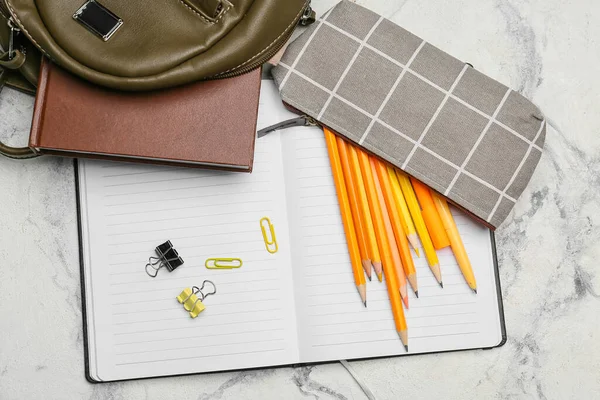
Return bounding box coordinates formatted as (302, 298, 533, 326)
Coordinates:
(0, 0, 314, 158)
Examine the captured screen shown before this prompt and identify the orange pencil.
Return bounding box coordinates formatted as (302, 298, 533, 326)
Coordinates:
(356, 148, 408, 348)
(337, 137, 373, 281)
(324, 129, 367, 306)
(371, 157, 408, 308)
(347, 144, 383, 281)
(375, 160, 419, 297)
(410, 178, 451, 250)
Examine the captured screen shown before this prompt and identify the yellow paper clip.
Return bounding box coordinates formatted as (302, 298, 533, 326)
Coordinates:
(205, 258, 243, 269)
(176, 280, 216, 319)
(260, 217, 278, 254)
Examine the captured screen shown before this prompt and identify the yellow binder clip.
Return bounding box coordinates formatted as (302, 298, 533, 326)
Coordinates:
(260, 217, 278, 254)
(205, 258, 243, 269)
(176, 280, 217, 319)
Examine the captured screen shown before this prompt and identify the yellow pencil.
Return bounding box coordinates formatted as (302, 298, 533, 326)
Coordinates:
(396, 170, 443, 287)
(431, 191, 478, 293)
(324, 129, 367, 306)
(371, 157, 408, 308)
(337, 137, 373, 281)
(387, 166, 421, 257)
(376, 160, 418, 297)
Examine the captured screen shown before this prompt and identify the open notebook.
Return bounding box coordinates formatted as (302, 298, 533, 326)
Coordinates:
(76, 80, 505, 383)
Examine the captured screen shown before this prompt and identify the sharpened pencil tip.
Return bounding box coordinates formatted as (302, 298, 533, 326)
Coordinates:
(368, 276, 372, 281)
(364, 301, 367, 308)
(473, 288, 478, 294)
(439, 281, 444, 288)
(377, 273, 383, 282)
(415, 290, 419, 298)
(404, 345, 408, 352)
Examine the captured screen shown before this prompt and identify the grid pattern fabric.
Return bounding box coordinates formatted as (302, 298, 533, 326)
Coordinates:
(272, 0, 546, 228)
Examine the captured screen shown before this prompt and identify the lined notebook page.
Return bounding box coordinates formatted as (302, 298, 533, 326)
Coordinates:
(79, 80, 503, 382)
(280, 127, 503, 362)
(79, 82, 301, 381)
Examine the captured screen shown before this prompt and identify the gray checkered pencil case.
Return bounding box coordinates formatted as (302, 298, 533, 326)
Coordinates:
(272, 0, 546, 228)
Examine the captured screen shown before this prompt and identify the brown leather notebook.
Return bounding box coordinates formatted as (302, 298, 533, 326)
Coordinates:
(29, 60, 261, 171)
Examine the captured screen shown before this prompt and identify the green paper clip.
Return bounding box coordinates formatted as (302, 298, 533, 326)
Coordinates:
(205, 258, 243, 269)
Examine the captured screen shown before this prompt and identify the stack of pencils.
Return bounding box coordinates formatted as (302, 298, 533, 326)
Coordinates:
(324, 128, 478, 351)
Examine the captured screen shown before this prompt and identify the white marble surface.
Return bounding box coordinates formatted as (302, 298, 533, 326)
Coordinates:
(1, 0, 599, 399)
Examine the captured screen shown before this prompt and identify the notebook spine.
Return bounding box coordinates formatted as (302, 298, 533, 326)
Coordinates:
(28, 59, 51, 149)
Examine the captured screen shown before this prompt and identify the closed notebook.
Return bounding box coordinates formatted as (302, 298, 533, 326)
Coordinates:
(29, 60, 261, 171)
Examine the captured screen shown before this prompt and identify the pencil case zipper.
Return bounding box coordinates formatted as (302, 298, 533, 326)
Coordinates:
(259, 102, 497, 231)
(257, 115, 318, 137)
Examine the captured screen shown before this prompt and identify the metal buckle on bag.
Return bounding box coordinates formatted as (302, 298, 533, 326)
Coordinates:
(300, 5, 316, 26)
(7, 17, 20, 60)
(73, 0, 123, 42)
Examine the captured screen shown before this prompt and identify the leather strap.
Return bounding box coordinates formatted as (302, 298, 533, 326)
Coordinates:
(3, 67, 36, 94)
(0, 67, 39, 159)
(0, 49, 26, 69)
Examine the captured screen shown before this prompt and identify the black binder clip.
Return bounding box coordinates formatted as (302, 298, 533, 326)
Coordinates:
(145, 240, 184, 278)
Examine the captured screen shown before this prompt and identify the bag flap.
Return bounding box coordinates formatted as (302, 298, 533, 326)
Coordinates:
(272, 0, 546, 228)
(5, 0, 308, 90)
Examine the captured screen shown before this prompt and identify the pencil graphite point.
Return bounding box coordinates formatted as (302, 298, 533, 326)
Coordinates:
(357, 284, 367, 306)
(439, 281, 444, 288)
(368, 276, 372, 282)
(407, 235, 421, 258)
(364, 301, 367, 308)
(361, 260, 373, 281)
(398, 331, 408, 349)
(473, 288, 478, 294)
(430, 263, 442, 287)
(373, 261, 383, 282)
(415, 290, 419, 298)
(407, 275, 418, 296)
